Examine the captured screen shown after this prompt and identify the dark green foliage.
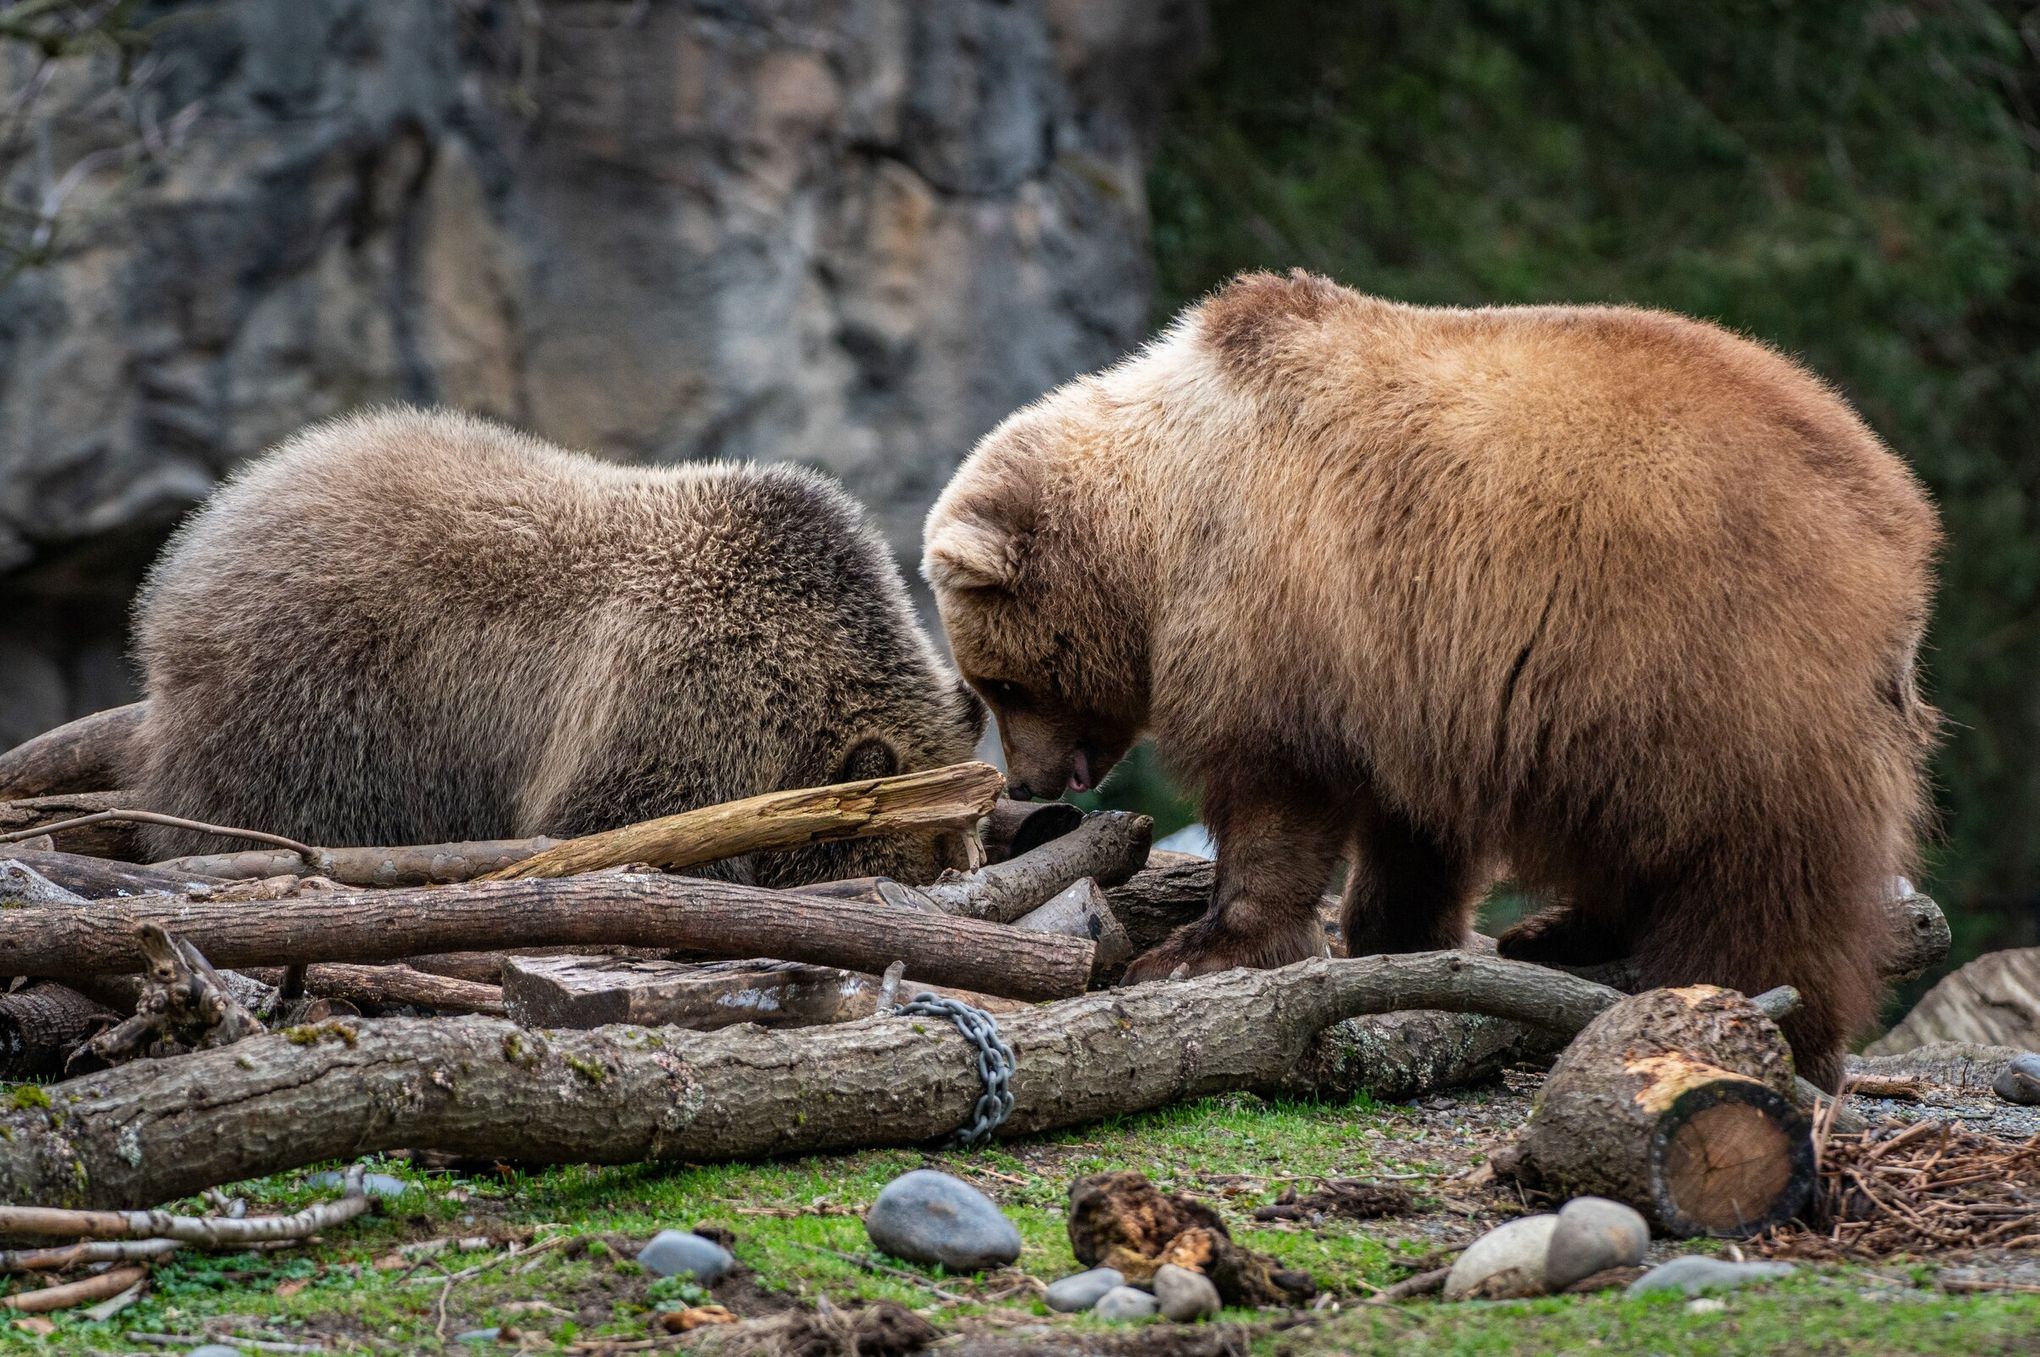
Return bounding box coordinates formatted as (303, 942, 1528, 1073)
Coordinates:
(1140, 0, 2040, 973)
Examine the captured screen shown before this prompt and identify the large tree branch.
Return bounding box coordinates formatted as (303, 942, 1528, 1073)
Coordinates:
(0, 704, 143, 801)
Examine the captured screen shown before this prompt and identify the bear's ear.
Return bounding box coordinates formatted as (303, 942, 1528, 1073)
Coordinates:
(923, 452, 1040, 593)
(924, 517, 1020, 592)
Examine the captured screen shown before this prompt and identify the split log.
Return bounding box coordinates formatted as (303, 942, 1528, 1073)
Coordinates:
(0, 793, 143, 860)
(0, 952, 1637, 1208)
(481, 761, 1004, 881)
(918, 811, 1152, 923)
(0, 871, 1095, 1002)
(242, 965, 506, 1017)
(1500, 986, 1814, 1237)
(154, 838, 563, 887)
(0, 704, 144, 801)
(982, 799, 1083, 863)
(1013, 880, 1133, 974)
(0, 983, 116, 1078)
(500, 955, 1025, 1029)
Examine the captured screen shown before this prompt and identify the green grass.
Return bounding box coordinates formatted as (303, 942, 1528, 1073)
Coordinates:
(3, 1090, 2028, 1353)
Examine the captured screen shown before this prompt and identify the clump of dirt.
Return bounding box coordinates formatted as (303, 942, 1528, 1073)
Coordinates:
(1250, 1179, 1416, 1223)
(1067, 1170, 1314, 1306)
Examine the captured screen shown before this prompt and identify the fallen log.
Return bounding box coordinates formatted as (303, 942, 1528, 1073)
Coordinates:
(0, 871, 1094, 1002)
(0, 850, 223, 899)
(500, 955, 1025, 1029)
(0, 793, 144, 860)
(0, 953, 1637, 1208)
(243, 965, 506, 1017)
(0, 704, 144, 801)
(1013, 880, 1133, 974)
(154, 838, 563, 887)
(981, 798, 1084, 863)
(1498, 986, 1814, 1237)
(481, 761, 1004, 881)
(0, 983, 116, 1079)
(917, 811, 1152, 923)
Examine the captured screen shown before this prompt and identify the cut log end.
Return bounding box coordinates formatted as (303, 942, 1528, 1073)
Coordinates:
(1652, 1074, 1814, 1236)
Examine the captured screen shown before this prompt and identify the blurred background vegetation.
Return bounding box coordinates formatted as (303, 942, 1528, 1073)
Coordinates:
(1087, 0, 2040, 982)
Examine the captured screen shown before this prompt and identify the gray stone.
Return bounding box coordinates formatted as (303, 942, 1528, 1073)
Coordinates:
(1091, 1285, 1160, 1321)
(636, 1230, 734, 1283)
(1994, 1052, 2040, 1105)
(0, 0, 1204, 730)
(453, 1329, 501, 1345)
(187, 1348, 245, 1357)
(306, 1169, 407, 1198)
(1626, 1256, 1796, 1297)
(1444, 1214, 1559, 1300)
(1151, 1263, 1221, 1322)
(1543, 1196, 1651, 1290)
(864, 1169, 1020, 1272)
(1045, 1267, 1124, 1312)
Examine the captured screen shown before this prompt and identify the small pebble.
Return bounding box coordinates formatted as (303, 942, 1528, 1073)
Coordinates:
(1993, 1052, 2040, 1106)
(453, 1329, 502, 1344)
(636, 1229, 734, 1282)
(1092, 1285, 1160, 1321)
(1627, 1256, 1795, 1297)
(1444, 1214, 1559, 1299)
(863, 1169, 1020, 1272)
(1687, 1297, 1728, 1314)
(1543, 1196, 1650, 1290)
(1152, 1263, 1221, 1322)
(306, 1169, 407, 1198)
(187, 1348, 244, 1357)
(1045, 1267, 1124, 1312)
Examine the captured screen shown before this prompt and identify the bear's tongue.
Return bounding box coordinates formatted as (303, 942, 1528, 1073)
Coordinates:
(1067, 748, 1093, 794)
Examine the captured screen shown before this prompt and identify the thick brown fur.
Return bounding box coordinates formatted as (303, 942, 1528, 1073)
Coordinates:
(924, 270, 1941, 1090)
(130, 407, 985, 886)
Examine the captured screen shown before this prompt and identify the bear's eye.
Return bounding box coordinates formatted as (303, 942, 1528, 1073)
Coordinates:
(979, 679, 1026, 707)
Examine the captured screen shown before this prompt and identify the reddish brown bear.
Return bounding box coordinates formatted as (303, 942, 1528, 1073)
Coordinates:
(923, 269, 1941, 1090)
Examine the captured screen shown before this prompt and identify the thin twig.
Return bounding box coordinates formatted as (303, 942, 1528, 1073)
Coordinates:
(0, 809, 315, 859)
(0, 1165, 367, 1243)
(1, 1264, 147, 1312)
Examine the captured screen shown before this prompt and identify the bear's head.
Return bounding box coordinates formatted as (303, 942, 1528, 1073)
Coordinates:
(922, 393, 1152, 802)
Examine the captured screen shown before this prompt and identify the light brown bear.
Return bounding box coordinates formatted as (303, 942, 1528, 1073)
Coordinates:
(923, 270, 1940, 1090)
(130, 407, 986, 887)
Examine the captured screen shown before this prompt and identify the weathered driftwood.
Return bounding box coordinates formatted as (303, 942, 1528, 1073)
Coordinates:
(1, 1264, 148, 1313)
(917, 811, 1152, 923)
(1500, 986, 1814, 1237)
(1013, 879, 1133, 974)
(0, 983, 116, 1079)
(0, 703, 144, 801)
(0, 953, 1636, 1208)
(155, 837, 564, 887)
(0, 1166, 369, 1242)
(0, 871, 1095, 1002)
(87, 925, 267, 1065)
(982, 798, 1084, 863)
(481, 761, 1005, 881)
(0, 792, 143, 860)
(0, 849, 222, 899)
(242, 965, 506, 1017)
(1847, 1042, 2029, 1090)
(500, 955, 1026, 1029)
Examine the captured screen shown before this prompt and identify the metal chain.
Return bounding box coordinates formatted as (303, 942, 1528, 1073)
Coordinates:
(893, 992, 1016, 1147)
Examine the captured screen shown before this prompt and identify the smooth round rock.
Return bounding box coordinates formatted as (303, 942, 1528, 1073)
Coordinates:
(188, 1348, 244, 1357)
(863, 1169, 1021, 1272)
(1993, 1052, 2040, 1105)
(1444, 1213, 1558, 1300)
(1626, 1256, 1795, 1297)
(1092, 1285, 1160, 1321)
(1152, 1263, 1221, 1322)
(453, 1329, 501, 1344)
(1544, 1196, 1651, 1290)
(306, 1169, 407, 1198)
(1045, 1267, 1124, 1312)
(636, 1229, 734, 1282)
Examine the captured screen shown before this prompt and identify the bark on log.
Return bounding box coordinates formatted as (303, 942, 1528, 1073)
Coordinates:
(0, 871, 1095, 1002)
(242, 965, 506, 1017)
(0, 793, 143, 860)
(0, 704, 145, 801)
(0, 983, 116, 1078)
(500, 955, 1025, 1029)
(982, 799, 1084, 863)
(154, 838, 563, 887)
(1013, 880, 1133, 975)
(1847, 1042, 2028, 1090)
(0, 850, 222, 899)
(0, 952, 1631, 1209)
(481, 761, 1004, 881)
(919, 811, 1152, 923)
(1502, 986, 1814, 1237)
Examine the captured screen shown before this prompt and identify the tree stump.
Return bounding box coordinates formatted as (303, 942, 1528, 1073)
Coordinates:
(1502, 986, 1813, 1237)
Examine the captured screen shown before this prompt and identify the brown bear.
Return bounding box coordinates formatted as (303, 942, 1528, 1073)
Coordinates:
(129, 406, 985, 887)
(923, 270, 1940, 1090)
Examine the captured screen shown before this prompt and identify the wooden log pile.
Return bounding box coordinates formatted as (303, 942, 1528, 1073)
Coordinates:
(0, 704, 1968, 1306)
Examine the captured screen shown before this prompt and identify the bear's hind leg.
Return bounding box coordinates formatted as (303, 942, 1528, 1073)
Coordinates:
(1495, 897, 1637, 968)
(1340, 802, 1484, 956)
(1121, 786, 1347, 982)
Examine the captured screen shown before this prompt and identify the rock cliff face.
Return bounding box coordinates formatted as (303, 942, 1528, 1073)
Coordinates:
(0, 0, 1200, 745)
